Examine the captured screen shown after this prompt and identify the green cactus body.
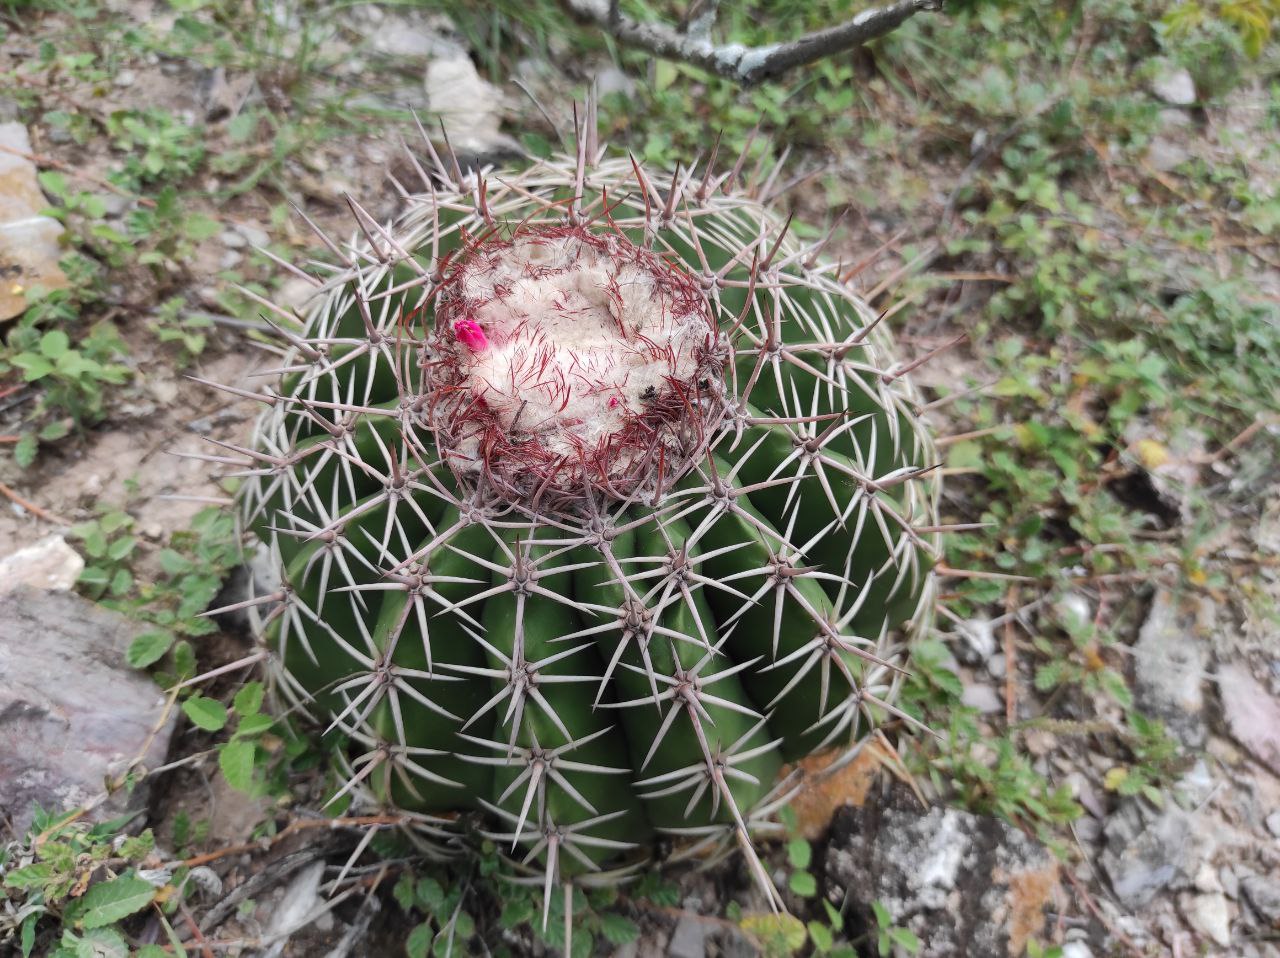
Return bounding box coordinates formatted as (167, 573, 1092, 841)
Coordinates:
(222, 137, 939, 908)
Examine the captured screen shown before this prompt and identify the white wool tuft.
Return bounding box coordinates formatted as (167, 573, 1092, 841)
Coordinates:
(451, 232, 706, 458)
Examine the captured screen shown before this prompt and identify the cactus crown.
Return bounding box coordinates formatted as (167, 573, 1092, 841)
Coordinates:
(426, 222, 725, 508)
(210, 110, 941, 919)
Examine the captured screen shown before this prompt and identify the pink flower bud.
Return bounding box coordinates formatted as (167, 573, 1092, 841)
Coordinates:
(453, 319, 488, 352)
(608, 396, 620, 409)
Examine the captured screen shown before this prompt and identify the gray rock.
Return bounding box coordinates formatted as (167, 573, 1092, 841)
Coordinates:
(0, 588, 176, 836)
(1266, 810, 1280, 839)
(1175, 759, 1216, 807)
(276, 276, 322, 315)
(1217, 663, 1280, 775)
(594, 65, 636, 101)
(346, 5, 455, 59)
(668, 915, 707, 958)
(824, 788, 1059, 958)
(954, 617, 995, 665)
(99, 192, 134, 218)
(371, 25, 441, 58)
(1221, 865, 1239, 899)
(423, 48, 521, 160)
(1146, 136, 1192, 173)
(234, 222, 270, 249)
(1132, 589, 1209, 746)
(1159, 107, 1194, 130)
(961, 682, 1004, 714)
(264, 860, 326, 940)
(1181, 891, 1232, 947)
(0, 122, 69, 321)
(1150, 65, 1197, 106)
(1101, 803, 1218, 909)
(1055, 593, 1093, 631)
(985, 651, 1007, 679)
(1242, 872, 1280, 924)
(0, 536, 84, 594)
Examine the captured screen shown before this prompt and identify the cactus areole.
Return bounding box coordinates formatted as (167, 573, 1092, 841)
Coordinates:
(216, 123, 942, 913)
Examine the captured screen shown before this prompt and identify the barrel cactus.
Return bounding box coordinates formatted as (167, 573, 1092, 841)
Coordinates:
(210, 117, 941, 912)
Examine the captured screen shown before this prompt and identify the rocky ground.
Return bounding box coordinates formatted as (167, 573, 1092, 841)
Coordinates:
(2, 1, 1280, 956)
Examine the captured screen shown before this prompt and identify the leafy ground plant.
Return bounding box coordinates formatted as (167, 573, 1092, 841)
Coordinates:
(1, 810, 166, 958)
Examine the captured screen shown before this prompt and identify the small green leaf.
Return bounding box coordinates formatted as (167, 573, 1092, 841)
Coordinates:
(392, 873, 416, 912)
(73, 926, 129, 958)
(38, 420, 71, 442)
(183, 213, 220, 240)
(171, 640, 196, 680)
(78, 525, 107, 558)
(871, 901, 891, 928)
(568, 929, 594, 958)
(890, 927, 921, 953)
(4, 862, 54, 890)
(20, 912, 38, 957)
(598, 912, 639, 945)
(499, 896, 535, 928)
(218, 740, 256, 792)
(39, 330, 71, 359)
(406, 922, 432, 958)
(233, 682, 264, 716)
(14, 434, 38, 468)
(787, 838, 812, 870)
(13, 354, 54, 381)
(415, 877, 445, 912)
(38, 170, 68, 197)
(808, 920, 834, 951)
(740, 913, 807, 952)
(823, 899, 844, 932)
(99, 511, 131, 534)
(788, 870, 817, 897)
(126, 629, 175, 669)
(182, 695, 228, 732)
(106, 535, 135, 561)
(109, 567, 133, 596)
(75, 875, 156, 929)
(157, 549, 191, 575)
(234, 714, 274, 738)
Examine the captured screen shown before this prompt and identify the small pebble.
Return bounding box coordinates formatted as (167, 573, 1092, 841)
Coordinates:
(1266, 810, 1280, 839)
(986, 651, 1006, 679)
(1220, 866, 1238, 899)
(234, 222, 270, 248)
(961, 683, 1003, 714)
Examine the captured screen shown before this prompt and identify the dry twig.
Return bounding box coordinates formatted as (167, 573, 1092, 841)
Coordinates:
(558, 0, 942, 86)
(0, 480, 70, 526)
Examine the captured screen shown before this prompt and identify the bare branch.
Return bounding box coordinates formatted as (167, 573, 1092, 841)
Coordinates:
(560, 0, 942, 86)
(680, 0, 721, 42)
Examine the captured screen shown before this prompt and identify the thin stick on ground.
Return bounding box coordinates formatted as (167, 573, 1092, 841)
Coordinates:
(176, 813, 417, 868)
(0, 142, 156, 208)
(0, 480, 70, 526)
